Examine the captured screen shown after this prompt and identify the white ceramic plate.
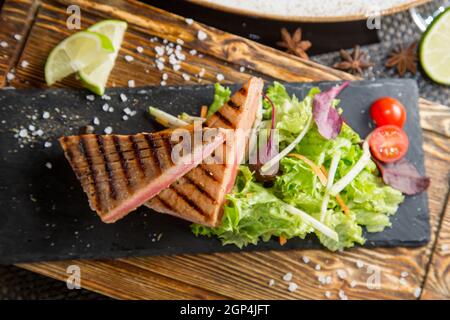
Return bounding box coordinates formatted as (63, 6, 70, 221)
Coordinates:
(187, 0, 430, 22)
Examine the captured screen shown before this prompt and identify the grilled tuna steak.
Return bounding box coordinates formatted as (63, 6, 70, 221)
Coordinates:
(146, 77, 264, 227)
(60, 127, 227, 223)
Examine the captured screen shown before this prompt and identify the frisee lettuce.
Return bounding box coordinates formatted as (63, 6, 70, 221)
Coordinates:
(207, 83, 231, 117)
(192, 82, 405, 251)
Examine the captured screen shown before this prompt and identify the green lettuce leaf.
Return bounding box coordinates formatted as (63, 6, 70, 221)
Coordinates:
(207, 83, 231, 117)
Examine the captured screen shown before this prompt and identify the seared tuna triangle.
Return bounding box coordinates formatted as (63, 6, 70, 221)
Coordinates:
(146, 77, 264, 227)
(60, 127, 227, 223)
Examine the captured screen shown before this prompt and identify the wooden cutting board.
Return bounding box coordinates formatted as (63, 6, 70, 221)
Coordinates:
(1, 0, 449, 299)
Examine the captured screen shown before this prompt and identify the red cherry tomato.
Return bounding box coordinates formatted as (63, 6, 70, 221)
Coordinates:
(369, 125, 409, 163)
(370, 97, 407, 128)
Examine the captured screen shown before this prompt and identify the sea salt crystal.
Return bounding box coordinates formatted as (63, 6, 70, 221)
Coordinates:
(338, 289, 348, 300)
(399, 277, 408, 286)
(35, 129, 43, 136)
(283, 272, 293, 282)
(175, 51, 185, 61)
(45, 162, 52, 169)
(173, 64, 181, 71)
(356, 260, 364, 269)
(182, 73, 190, 81)
(108, 107, 114, 113)
(42, 111, 50, 119)
(122, 115, 129, 121)
(337, 269, 347, 280)
(93, 117, 100, 125)
(0, 41, 8, 48)
(302, 256, 310, 264)
(101, 94, 111, 100)
(162, 73, 168, 81)
(128, 80, 135, 88)
(325, 276, 332, 284)
(44, 141, 52, 148)
(198, 68, 205, 77)
(442, 244, 449, 253)
(288, 282, 298, 292)
(197, 30, 207, 41)
(315, 264, 321, 271)
(401, 271, 409, 278)
(160, 81, 167, 86)
(14, 34, 22, 41)
(6, 72, 14, 81)
(155, 46, 165, 56)
(239, 66, 246, 72)
(102, 103, 109, 112)
(189, 49, 197, 56)
(268, 279, 275, 287)
(28, 125, 35, 131)
(350, 280, 357, 288)
(124, 55, 134, 62)
(216, 73, 224, 81)
(120, 93, 128, 102)
(136, 46, 144, 53)
(156, 60, 164, 71)
(19, 129, 28, 138)
(176, 39, 184, 45)
(185, 18, 193, 25)
(104, 126, 113, 134)
(324, 291, 332, 298)
(413, 287, 421, 298)
(21, 60, 29, 68)
(86, 95, 95, 101)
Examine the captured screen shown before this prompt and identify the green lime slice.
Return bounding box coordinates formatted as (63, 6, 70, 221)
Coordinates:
(45, 31, 114, 86)
(79, 20, 127, 95)
(419, 7, 450, 85)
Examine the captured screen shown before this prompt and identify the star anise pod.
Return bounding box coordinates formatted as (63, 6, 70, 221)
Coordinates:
(385, 42, 417, 76)
(333, 45, 374, 75)
(277, 28, 312, 60)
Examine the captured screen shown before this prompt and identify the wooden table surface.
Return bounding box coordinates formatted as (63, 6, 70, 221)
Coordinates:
(1, 0, 449, 300)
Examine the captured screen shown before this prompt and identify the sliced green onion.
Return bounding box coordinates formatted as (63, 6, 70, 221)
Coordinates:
(148, 106, 188, 128)
(179, 112, 206, 124)
(320, 152, 341, 222)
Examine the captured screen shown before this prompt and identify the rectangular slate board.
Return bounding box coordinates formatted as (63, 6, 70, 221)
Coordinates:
(0, 79, 430, 264)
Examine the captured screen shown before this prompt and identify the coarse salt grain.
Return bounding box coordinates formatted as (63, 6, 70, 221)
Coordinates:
(176, 39, 184, 45)
(350, 280, 357, 288)
(156, 60, 164, 71)
(6, 72, 14, 81)
(102, 104, 109, 112)
(128, 80, 135, 88)
(28, 125, 35, 131)
(109, 107, 114, 113)
(14, 34, 22, 41)
(185, 18, 193, 25)
(104, 126, 113, 134)
(42, 111, 50, 119)
(173, 64, 181, 71)
(337, 269, 347, 280)
(216, 73, 224, 81)
(399, 277, 408, 286)
(155, 46, 165, 56)
(268, 279, 275, 287)
(356, 260, 364, 268)
(240, 66, 246, 72)
(162, 73, 168, 81)
(182, 73, 190, 81)
(338, 289, 348, 300)
(325, 276, 332, 284)
(189, 49, 197, 56)
(413, 287, 421, 298)
(315, 264, 321, 271)
(441, 244, 449, 253)
(86, 95, 95, 101)
(288, 282, 298, 292)
(283, 272, 293, 282)
(0, 41, 8, 48)
(136, 46, 144, 53)
(122, 115, 129, 121)
(93, 117, 100, 125)
(19, 129, 28, 138)
(160, 81, 167, 86)
(324, 291, 332, 298)
(124, 55, 134, 62)
(197, 30, 207, 41)
(124, 107, 131, 115)
(198, 68, 205, 77)
(45, 162, 52, 169)
(120, 93, 128, 102)
(102, 94, 111, 100)
(302, 256, 310, 264)
(21, 60, 29, 68)
(401, 271, 409, 278)
(44, 141, 52, 148)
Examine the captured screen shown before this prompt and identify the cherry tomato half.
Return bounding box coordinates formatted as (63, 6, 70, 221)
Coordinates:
(370, 97, 407, 128)
(369, 125, 409, 163)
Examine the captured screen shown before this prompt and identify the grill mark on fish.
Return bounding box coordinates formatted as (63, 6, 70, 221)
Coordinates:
(154, 195, 175, 212)
(97, 135, 118, 200)
(170, 186, 207, 217)
(183, 175, 217, 203)
(146, 134, 163, 173)
(113, 135, 132, 188)
(227, 99, 240, 110)
(130, 135, 146, 177)
(79, 136, 102, 211)
(215, 109, 235, 128)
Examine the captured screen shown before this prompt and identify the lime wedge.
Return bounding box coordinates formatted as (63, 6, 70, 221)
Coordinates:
(79, 20, 127, 95)
(45, 31, 114, 86)
(419, 7, 450, 85)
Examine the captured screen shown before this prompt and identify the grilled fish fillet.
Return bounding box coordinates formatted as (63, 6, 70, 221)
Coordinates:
(60, 127, 227, 223)
(146, 77, 264, 227)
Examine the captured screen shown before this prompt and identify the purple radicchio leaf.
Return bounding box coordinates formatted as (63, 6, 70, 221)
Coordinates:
(374, 158, 430, 195)
(312, 81, 349, 139)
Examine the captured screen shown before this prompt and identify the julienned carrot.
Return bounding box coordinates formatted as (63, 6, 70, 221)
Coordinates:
(279, 235, 287, 246)
(286, 153, 350, 215)
(200, 105, 208, 118)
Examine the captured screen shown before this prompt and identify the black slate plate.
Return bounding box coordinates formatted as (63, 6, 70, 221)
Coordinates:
(0, 79, 429, 264)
